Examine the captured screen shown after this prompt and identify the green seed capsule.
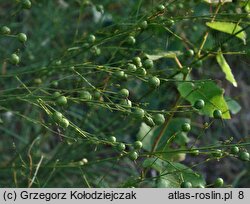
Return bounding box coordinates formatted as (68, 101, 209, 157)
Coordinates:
(10, 54, 20, 65)
(230, 146, 239, 155)
(181, 123, 191, 132)
(239, 152, 250, 161)
(53, 112, 63, 123)
(133, 108, 145, 119)
(117, 143, 126, 151)
(139, 20, 148, 29)
(181, 181, 192, 188)
(143, 59, 154, 69)
(134, 141, 143, 150)
(152, 113, 165, 125)
(56, 96, 67, 106)
(213, 110, 222, 119)
(156, 4, 165, 12)
(127, 63, 137, 72)
(126, 36, 136, 45)
(17, 33, 27, 43)
(148, 76, 160, 88)
(119, 89, 129, 98)
(80, 91, 92, 100)
(214, 178, 224, 188)
(88, 34, 96, 43)
(1, 26, 11, 35)
(109, 136, 117, 143)
(60, 118, 69, 128)
(144, 116, 155, 127)
(129, 151, 138, 161)
(22, 0, 32, 9)
(194, 99, 205, 110)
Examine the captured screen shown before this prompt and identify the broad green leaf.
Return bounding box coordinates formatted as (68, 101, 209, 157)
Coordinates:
(136, 122, 155, 152)
(145, 51, 182, 60)
(143, 158, 206, 188)
(240, 1, 250, 12)
(216, 52, 237, 87)
(137, 118, 190, 152)
(164, 162, 206, 188)
(156, 175, 179, 188)
(225, 97, 241, 114)
(206, 21, 247, 44)
(177, 81, 231, 119)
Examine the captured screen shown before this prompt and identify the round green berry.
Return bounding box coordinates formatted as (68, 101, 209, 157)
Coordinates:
(129, 151, 138, 161)
(134, 141, 143, 150)
(156, 4, 165, 12)
(88, 34, 96, 43)
(119, 88, 129, 98)
(120, 99, 132, 108)
(117, 143, 126, 151)
(126, 36, 136, 45)
(187, 49, 194, 56)
(10, 54, 20, 65)
(93, 91, 101, 99)
(137, 68, 147, 76)
(152, 113, 165, 125)
(127, 63, 137, 72)
(53, 111, 63, 123)
(34, 78, 42, 85)
(51, 81, 58, 88)
(1, 26, 11, 35)
(109, 136, 116, 143)
(17, 33, 27, 43)
(144, 116, 155, 127)
(22, 0, 32, 9)
(139, 20, 148, 29)
(190, 149, 199, 156)
(56, 96, 67, 106)
(181, 181, 192, 188)
(181, 123, 191, 132)
(90, 46, 101, 55)
(194, 99, 205, 110)
(143, 59, 154, 69)
(148, 76, 160, 88)
(60, 118, 69, 128)
(80, 91, 92, 100)
(133, 108, 145, 119)
(212, 149, 223, 158)
(133, 57, 142, 67)
(239, 151, 250, 161)
(53, 91, 61, 98)
(214, 178, 224, 188)
(213, 110, 222, 119)
(230, 146, 239, 155)
(114, 70, 125, 79)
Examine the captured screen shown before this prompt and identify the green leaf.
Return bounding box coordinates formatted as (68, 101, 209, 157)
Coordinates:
(156, 175, 180, 188)
(136, 122, 155, 152)
(206, 21, 247, 44)
(143, 158, 206, 188)
(177, 81, 231, 119)
(225, 97, 241, 114)
(216, 52, 237, 87)
(145, 51, 182, 60)
(137, 118, 190, 152)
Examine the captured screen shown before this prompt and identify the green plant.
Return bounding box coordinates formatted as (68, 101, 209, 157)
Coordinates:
(214, 178, 224, 188)
(0, 0, 250, 188)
